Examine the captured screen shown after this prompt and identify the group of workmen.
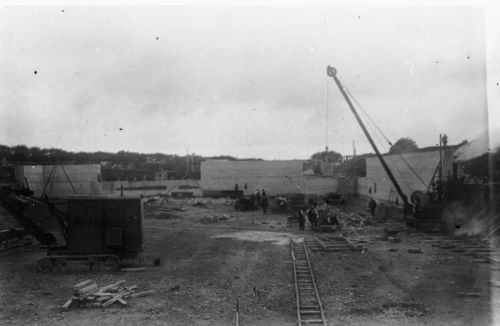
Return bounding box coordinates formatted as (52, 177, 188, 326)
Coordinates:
(253, 188, 269, 214)
(248, 189, 344, 231)
(296, 199, 340, 231)
(247, 188, 414, 232)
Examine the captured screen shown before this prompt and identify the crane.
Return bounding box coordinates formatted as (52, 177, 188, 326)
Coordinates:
(326, 66, 412, 210)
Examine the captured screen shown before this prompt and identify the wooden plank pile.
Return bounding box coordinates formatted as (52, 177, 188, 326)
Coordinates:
(62, 279, 154, 309)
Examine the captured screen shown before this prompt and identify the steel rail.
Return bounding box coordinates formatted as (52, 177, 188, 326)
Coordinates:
(291, 240, 328, 326)
(290, 241, 302, 326)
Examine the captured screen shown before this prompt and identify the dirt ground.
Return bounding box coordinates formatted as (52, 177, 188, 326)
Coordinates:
(0, 196, 498, 325)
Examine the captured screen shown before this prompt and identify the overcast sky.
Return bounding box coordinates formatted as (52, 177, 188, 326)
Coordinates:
(0, 5, 494, 159)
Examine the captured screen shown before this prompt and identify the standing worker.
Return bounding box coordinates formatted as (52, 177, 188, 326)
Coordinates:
(261, 194, 269, 215)
(307, 200, 318, 229)
(298, 209, 306, 231)
(368, 197, 377, 217)
(255, 189, 262, 207)
(277, 196, 287, 213)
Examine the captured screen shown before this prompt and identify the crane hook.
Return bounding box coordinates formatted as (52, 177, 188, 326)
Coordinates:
(326, 66, 337, 77)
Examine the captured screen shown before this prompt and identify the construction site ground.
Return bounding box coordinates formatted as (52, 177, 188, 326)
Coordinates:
(0, 196, 496, 325)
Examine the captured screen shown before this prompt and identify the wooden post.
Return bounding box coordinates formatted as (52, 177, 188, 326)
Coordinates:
(439, 134, 443, 182)
(235, 298, 239, 326)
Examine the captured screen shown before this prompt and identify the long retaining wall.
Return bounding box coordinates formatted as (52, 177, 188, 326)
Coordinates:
(357, 149, 457, 203)
(16, 161, 352, 199)
(201, 160, 304, 195)
(15, 164, 202, 199)
(302, 176, 338, 195)
(16, 164, 102, 198)
(200, 160, 344, 195)
(101, 179, 202, 198)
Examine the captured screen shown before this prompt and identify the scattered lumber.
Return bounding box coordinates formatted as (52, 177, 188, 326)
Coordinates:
(99, 280, 126, 292)
(313, 237, 328, 251)
(473, 258, 489, 263)
(78, 283, 98, 296)
(158, 206, 186, 212)
(73, 279, 92, 290)
(101, 293, 126, 308)
(456, 292, 481, 297)
(62, 299, 73, 309)
(62, 279, 153, 309)
(341, 236, 362, 251)
(120, 267, 146, 272)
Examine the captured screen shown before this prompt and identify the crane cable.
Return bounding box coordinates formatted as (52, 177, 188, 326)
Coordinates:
(344, 84, 427, 189)
(340, 85, 414, 191)
(341, 83, 428, 189)
(325, 75, 329, 151)
(366, 122, 415, 192)
(343, 87, 393, 146)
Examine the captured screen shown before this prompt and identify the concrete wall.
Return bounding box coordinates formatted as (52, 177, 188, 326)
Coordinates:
(102, 179, 202, 197)
(337, 176, 357, 195)
(357, 177, 372, 199)
(358, 149, 456, 203)
(302, 176, 338, 195)
(201, 160, 304, 194)
(16, 164, 102, 198)
(17, 160, 349, 199)
(16, 164, 202, 199)
(201, 160, 341, 195)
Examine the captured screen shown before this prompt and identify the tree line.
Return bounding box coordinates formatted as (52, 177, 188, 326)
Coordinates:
(0, 145, 266, 179)
(3, 137, 494, 181)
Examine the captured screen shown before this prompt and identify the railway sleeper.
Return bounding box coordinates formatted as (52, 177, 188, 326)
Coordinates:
(299, 319, 325, 324)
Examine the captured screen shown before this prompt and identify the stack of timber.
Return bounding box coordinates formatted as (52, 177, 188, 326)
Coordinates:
(62, 279, 154, 309)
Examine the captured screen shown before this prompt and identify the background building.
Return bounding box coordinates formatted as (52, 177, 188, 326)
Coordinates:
(357, 146, 462, 203)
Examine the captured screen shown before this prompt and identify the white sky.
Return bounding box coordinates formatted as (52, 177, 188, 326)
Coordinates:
(0, 5, 496, 160)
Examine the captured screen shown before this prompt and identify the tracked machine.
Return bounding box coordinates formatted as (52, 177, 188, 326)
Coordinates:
(0, 185, 144, 272)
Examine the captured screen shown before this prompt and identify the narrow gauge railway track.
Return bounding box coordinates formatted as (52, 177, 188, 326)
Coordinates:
(290, 240, 328, 326)
(306, 235, 363, 252)
(418, 233, 500, 266)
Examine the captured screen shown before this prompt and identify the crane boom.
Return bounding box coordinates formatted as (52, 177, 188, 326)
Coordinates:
(326, 66, 411, 208)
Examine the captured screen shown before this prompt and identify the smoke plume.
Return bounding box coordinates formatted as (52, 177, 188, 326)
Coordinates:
(454, 128, 500, 161)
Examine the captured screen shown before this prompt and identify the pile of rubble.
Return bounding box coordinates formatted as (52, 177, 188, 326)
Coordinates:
(317, 206, 374, 228)
(144, 196, 167, 205)
(200, 214, 232, 224)
(62, 279, 154, 309)
(190, 198, 234, 207)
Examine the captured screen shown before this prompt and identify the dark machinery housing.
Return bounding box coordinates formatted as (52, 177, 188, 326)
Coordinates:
(234, 195, 258, 211)
(0, 186, 144, 272)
